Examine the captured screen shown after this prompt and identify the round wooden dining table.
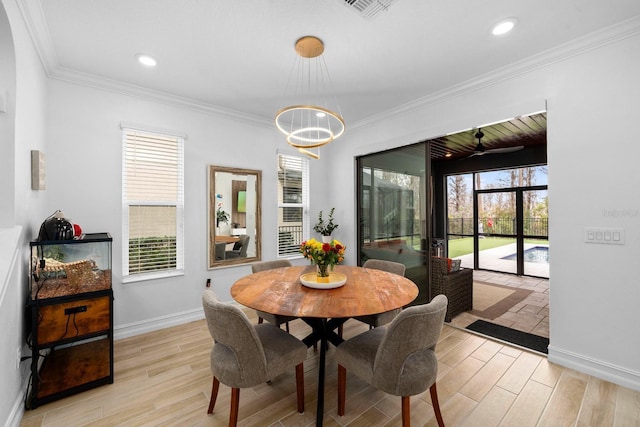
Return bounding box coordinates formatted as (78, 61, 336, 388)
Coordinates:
(231, 264, 418, 426)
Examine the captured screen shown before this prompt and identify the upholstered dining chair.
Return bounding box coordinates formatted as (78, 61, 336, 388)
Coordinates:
(214, 242, 226, 260)
(225, 234, 250, 259)
(251, 260, 297, 332)
(202, 290, 307, 426)
(336, 294, 448, 427)
(349, 259, 407, 332)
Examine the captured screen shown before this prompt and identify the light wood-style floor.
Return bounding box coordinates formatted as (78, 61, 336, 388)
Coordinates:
(20, 308, 640, 427)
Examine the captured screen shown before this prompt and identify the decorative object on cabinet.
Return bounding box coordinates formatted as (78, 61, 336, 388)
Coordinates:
(26, 233, 113, 409)
(37, 210, 74, 241)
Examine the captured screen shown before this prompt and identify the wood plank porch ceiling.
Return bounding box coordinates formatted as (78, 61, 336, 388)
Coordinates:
(427, 112, 547, 161)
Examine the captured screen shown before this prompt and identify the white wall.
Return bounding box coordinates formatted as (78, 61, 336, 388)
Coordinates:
(45, 80, 323, 337)
(325, 31, 640, 390)
(1, 0, 49, 425)
(0, 1, 15, 226)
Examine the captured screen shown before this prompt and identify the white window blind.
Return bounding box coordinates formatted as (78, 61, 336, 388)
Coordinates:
(277, 153, 309, 256)
(122, 128, 184, 280)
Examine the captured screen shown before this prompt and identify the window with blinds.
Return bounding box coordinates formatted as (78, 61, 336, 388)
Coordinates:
(122, 127, 184, 281)
(277, 153, 309, 256)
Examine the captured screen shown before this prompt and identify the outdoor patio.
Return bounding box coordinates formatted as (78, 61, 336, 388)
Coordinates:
(450, 269, 550, 340)
(457, 242, 549, 278)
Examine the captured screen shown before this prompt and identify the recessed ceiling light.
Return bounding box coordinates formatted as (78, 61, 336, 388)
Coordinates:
(492, 18, 518, 36)
(136, 53, 157, 67)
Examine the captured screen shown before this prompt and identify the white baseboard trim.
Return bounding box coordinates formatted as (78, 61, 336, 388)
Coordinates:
(8, 375, 30, 427)
(113, 300, 254, 340)
(114, 308, 205, 340)
(548, 345, 640, 391)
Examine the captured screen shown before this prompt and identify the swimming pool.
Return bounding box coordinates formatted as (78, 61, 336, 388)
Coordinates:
(501, 246, 549, 264)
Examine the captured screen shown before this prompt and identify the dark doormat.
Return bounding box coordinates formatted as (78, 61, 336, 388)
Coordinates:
(466, 319, 549, 354)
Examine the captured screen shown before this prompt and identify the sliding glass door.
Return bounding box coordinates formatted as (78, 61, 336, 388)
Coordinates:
(357, 144, 431, 304)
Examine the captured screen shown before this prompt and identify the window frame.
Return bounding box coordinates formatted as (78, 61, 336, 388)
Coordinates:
(121, 124, 185, 283)
(277, 153, 309, 257)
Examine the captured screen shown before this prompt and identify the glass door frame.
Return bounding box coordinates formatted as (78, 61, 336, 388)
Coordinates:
(473, 184, 547, 275)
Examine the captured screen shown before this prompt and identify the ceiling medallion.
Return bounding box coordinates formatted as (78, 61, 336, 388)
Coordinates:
(275, 36, 345, 160)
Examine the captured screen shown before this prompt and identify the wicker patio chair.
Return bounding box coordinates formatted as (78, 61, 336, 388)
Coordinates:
(430, 257, 473, 322)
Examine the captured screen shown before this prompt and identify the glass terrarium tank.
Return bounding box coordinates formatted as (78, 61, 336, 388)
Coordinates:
(30, 233, 112, 299)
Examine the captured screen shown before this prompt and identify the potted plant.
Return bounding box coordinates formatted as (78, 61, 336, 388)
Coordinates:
(216, 208, 229, 227)
(313, 208, 338, 242)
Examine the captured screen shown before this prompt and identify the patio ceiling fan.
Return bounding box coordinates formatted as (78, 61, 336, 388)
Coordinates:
(469, 128, 524, 157)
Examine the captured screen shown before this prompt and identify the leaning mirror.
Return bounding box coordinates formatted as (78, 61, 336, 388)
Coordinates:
(208, 166, 261, 268)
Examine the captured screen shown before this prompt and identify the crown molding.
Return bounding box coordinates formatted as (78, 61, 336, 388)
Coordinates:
(15, 0, 58, 75)
(16, 0, 272, 128)
(49, 66, 272, 128)
(17, 0, 640, 131)
(352, 14, 640, 130)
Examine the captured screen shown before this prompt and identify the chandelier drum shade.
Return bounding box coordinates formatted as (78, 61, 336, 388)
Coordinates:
(275, 36, 345, 159)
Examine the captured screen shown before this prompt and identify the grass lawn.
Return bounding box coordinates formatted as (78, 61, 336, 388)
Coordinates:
(448, 237, 549, 258)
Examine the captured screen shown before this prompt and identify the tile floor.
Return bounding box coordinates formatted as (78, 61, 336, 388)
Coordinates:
(449, 269, 550, 339)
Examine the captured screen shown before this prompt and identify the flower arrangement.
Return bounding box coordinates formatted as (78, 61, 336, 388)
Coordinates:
(300, 238, 346, 280)
(313, 208, 338, 237)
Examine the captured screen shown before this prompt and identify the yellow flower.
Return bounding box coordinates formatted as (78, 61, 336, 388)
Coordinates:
(300, 238, 346, 268)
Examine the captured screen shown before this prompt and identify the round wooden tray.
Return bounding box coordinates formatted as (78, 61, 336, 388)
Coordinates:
(299, 272, 347, 289)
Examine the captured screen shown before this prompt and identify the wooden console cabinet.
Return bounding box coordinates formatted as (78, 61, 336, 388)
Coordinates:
(27, 233, 113, 409)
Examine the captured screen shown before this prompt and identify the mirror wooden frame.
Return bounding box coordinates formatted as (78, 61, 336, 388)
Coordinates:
(208, 165, 262, 268)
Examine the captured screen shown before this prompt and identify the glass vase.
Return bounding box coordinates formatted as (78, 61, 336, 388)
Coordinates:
(316, 264, 330, 283)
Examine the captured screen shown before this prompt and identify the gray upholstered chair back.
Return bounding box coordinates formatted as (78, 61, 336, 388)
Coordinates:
(251, 259, 292, 273)
(214, 242, 226, 260)
(363, 259, 406, 276)
(351, 259, 407, 330)
(202, 290, 268, 387)
(372, 294, 447, 395)
(238, 235, 250, 257)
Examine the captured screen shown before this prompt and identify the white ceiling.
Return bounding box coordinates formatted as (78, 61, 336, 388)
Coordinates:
(25, 0, 640, 127)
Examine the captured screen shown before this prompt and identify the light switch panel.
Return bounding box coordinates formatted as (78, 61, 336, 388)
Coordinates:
(584, 227, 624, 245)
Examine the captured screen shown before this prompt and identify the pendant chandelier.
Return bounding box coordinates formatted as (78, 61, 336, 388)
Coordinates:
(275, 36, 345, 159)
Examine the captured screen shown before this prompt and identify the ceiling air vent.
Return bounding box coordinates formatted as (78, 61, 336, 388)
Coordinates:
(342, 0, 398, 21)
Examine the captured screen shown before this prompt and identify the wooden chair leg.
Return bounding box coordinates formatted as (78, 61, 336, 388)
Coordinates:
(285, 321, 290, 332)
(338, 324, 344, 338)
(430, 383, 445, 427)
(295, 363, 305, 413)
(401, 396, 411, 427)
(229, 387, 240, 426)
(258, 317, 264, 324)
(337, 365, 346, 416)
(207, 376, 220, 414)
